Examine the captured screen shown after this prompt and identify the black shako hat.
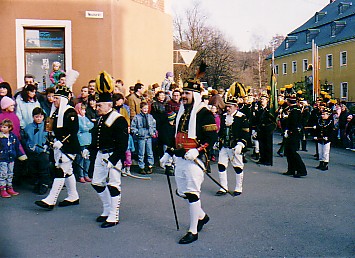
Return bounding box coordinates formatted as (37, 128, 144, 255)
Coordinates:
(95, 71, 114, 103)
(54, 85, 71, 99)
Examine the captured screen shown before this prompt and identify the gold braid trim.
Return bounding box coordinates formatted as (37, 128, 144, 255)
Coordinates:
(203, 124, 218, 132)
(242, 128, 250, 132)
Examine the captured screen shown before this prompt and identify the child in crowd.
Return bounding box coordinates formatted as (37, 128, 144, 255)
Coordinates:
(123, 130, 135, 176)
(49, 61, 65, 87)
(210, 105, 220, 162)
(23, 107, 50, 195)
(75, 103, 94, 183)
(314, 107, 334, 171)
(0, 119, 27, 198)
(131, 102, 156, 175)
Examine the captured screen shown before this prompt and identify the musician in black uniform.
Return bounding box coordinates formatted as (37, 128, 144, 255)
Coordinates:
(216, 96, 249, 196)
(160, 77, 218, 244)
(35, 85, 81, 209)
(254, 95, 276, 166)
(314, 107, 334, 171)
(282, 97, 307, 178)
(90, 71, 129, 228)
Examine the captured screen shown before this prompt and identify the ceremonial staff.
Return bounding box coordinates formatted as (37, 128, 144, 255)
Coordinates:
(165, 168, 179, 230)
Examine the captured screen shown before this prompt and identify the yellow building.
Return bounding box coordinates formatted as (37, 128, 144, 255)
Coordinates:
(0, 0, 173, 95)
(269, 0, 355, 102)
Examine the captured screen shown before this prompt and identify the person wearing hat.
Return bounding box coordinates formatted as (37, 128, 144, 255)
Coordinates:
(282, 97, 307, 177)
(314, 107, 334, 171)
(160, 75, 218, 244)
(215, 96, 249, 197)
(252, 94, 276, 166)
(90, 71, 128, 228)
(0, 96, 21, 140)
(35, 85, 81, 209)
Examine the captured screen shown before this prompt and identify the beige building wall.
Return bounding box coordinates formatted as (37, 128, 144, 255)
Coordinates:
(0, 0, 173, 96)
(274, 40, 355, 102)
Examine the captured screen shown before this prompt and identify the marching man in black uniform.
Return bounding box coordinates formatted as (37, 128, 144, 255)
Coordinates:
(90, 71, 128, 228)
(35, 85, 81, 209)
(160, 72, 218, 244)
(215, 96, 249, 196)
(314, 107, 334, 171)
(282, 97, 307, 178)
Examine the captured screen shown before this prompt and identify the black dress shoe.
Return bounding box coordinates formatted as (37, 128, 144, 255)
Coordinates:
(178, 232, 198, 244)
(197, 214, 210, 232)
(282, 171, 295, 176)
(277, 151, 284, 157)
(58, 199, 79, 207)
(215, 190, 227, 196)
(293, 173, 307, 178)
(35, 200, 54, 210)
(96, 215, 108, 222)
(233, 191, 242, 196)
(101, 221, 119, 228)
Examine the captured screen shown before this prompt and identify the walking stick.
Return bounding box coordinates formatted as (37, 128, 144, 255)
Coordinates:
(165, 169, 179, 231)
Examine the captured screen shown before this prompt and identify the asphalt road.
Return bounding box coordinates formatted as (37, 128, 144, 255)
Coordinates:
(1, 134, 354, 257)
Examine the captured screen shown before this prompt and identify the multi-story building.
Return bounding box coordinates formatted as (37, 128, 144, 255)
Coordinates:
(0, 0, 173, 95)
(268, 0, 355, 102)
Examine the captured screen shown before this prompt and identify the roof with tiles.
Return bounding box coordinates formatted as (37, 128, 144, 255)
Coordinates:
(269, 0, 355, 59)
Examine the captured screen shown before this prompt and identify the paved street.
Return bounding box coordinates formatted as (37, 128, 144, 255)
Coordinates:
(1, 134, 354, 257)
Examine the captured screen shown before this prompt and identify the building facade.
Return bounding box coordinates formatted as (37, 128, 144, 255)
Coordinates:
(0, 0, 173, 95)
(269, 0, 355, 102)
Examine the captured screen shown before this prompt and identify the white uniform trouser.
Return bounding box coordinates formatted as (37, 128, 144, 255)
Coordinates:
(92, 152, 122, 190)
(42, 149, 78, 205)
(92, 151, 122, 222)
(174, 156, 206, 234)
(318, 142, 330, 162)
(218, 147, 244, 192)
(174, 156, 204, 198)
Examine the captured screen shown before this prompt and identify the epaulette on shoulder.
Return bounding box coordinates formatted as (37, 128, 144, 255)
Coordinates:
(105, 110, 123, 127)
(234, 111, 245, 117)
(203, 124, 218, 132)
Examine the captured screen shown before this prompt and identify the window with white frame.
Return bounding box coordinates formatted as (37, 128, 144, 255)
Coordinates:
(275, 65, 279, 75)
(283, 63, 287, 75)
(340, 51, 347, 66)
(303, 59, 308, 72)
(16, 19, 72, 90)
(326, 54, 333, 68)
(341, 82, 348, 100)
(292, 61, 297, 73)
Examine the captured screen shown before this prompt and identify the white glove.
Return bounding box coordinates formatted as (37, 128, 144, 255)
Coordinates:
(82, 149, 90, 159)
(53, 141, 63, 149)
(251, 130, 257, 139)
(313, 126, 317, 129)
(184, 148, 199, 161)
(324, 137, 328, 141)
(43, 145, 48, 152)
(314, 136, 318, 140)
(284, 130, 289, 138)
(160, 152, 172, 168)
(213, 142, 219, 150)
(233, 142, 245, 156)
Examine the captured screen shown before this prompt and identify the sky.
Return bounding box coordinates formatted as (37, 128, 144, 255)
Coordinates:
(168, 0, 331, 51)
